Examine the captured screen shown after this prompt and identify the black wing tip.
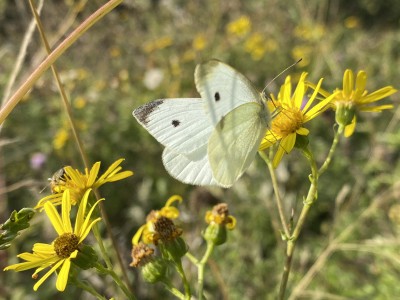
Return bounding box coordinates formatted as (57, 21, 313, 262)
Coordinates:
(133, 99, 164, 125)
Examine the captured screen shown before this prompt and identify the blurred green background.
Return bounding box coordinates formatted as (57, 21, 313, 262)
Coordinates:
(0, 0, 399, 299)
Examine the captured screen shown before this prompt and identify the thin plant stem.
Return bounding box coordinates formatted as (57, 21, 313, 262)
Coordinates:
(175, 260, 192, 300)
(161, 279, 186, 300)
(27, 0, 90, 168)
(1, 0, 44, 108)
(185, 251, 199, 265)
(278, 147, 319, 300)
(259, 150, 290, 238)
(197, 242, 215, 300)
(92, 223, 113, 269)
(95, 262, 137, 300)
(70, 276, 107, 300)
(0, 0, 123, 125)
(93, 188, 133, 294)
(318, 125, 343, 175)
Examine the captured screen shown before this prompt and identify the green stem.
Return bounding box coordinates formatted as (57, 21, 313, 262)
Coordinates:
(175, 260, 191, 300)
(197, 242, 215, 300)
(259, 151, 290, 238)
(0, 0, 122, 125)
(95, 262, 136, 300)
(318, 125, 343, 175)
(92, 223, 113, 269)
(161, 278, 186, 300)
(278, 147, 318, 300)
(70, 276, 107, 300)
(185, 251, 199, 265)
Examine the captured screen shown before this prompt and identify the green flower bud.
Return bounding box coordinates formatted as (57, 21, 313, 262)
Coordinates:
(203, 223, 227, 246)
(160, 237, 188, 262)
(335, 102, 355, 127)
(142, 258, 168, 283)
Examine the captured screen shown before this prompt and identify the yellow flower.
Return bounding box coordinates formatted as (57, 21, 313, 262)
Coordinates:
(294, 23, 325, 41)
(317, 69, 397, 137)
(259, 73, 337, 167)
(344, 16, 361, 29)
(205, 203, 236, 230)
(143, 36, 173, 53)
(132, 195, 183, 245)
(192, 33, 207, 51)
(53, 128, 69, 150)
(291, 45, 312, 67)
(4, 189, 102, 291)
(226, 15, 251, 38)
(36, 159, 133, 209)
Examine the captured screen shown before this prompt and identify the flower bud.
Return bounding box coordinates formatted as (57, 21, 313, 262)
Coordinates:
(203, 223, 227, 246)
(335, 102, 355, 127)
(141, 258, 168, 283)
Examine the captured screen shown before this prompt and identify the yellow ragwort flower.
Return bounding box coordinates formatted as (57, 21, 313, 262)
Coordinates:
(36, 159, 133, 209)
(226, 15, 251, 38)
(259, 73, 337, 167)
(317, 69, 397, 137)
(4, 189, 102, 291)
(132, 195, 183, 245)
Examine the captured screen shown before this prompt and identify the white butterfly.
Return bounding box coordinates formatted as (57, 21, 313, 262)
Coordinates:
(133, 60, 271, 188)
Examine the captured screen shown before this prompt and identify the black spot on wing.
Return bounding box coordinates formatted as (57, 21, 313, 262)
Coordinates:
(214, 92, 220, 102)
(133, 100, 164, 125)
(172, 120, 180, 127)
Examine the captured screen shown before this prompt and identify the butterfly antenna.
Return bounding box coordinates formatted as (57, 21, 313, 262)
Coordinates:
(261, 58, 302, 98)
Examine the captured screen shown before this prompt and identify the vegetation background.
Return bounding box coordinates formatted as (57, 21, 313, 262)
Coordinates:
(0, 0, 399, 299)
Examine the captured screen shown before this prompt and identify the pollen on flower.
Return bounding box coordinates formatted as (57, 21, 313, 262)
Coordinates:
(54, 233, 79, 258)
(271, 106, 304, 136)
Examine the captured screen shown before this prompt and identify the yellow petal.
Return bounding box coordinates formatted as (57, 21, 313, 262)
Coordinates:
(56, 258, 71, 291)
(165, 195, 183, 207)
(344, 116, 356, 137)
(74, 189, 91, 237)
(44, 201, 65, 236)
(281, 134, 296, 153)
(293, 75, 306, 108)
(296, 127, 309, 135)
(354, 70, 367, 98)
(272, 147, 285, 168)
(61, 190, 72, 233)
(87, 162, 101, 187)
(359, 86, 397, 103)
(343, 69, 354, 98)
(302, 78, 323, 112)
(132, 225, 146, 245)
(33, 259, 64, 291)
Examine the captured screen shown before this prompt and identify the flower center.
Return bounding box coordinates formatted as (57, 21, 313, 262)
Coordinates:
(153, 216, 182, 243)
(271, 106, 303, 136)
(54, 233, 79, 258)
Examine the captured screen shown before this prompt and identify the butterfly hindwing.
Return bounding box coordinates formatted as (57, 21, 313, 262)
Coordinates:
(208, 102, 269, 187)
(195, 60, 262, 126)
(133, 98, 211, 154)
(162, 145, 219, 186)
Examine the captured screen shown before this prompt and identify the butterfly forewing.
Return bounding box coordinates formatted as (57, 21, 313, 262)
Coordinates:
(195, 60, 262, 127)
(208, 102, 269, 187)
(133, 98, 211, 154)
